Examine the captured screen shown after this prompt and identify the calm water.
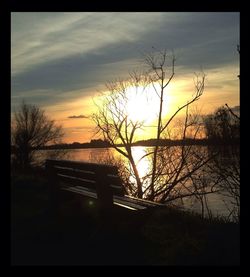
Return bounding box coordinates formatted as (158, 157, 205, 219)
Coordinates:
(35, 146, 238, 220)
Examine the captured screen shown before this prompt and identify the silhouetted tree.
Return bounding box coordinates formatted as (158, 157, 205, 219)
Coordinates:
(203, 106, 240, 141)
(93, 83, 145, 197)
(144, 50, 205, 200)
(11, 101, 63, 169)
(92, 49, 217, 203)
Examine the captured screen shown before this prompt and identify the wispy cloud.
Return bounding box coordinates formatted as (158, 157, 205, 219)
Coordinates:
(68, 115, 88, 119)
(11, 12, 166, 76)
(11, 12, 239, 105)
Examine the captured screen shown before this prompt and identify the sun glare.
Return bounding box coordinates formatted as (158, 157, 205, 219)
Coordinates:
(125, 85, 166, 124)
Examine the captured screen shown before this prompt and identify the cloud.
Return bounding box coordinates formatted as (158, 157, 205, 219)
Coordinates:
(68, 115, 88, 119)
(11, 12, 239, 123)
(11, 12, 166, 76)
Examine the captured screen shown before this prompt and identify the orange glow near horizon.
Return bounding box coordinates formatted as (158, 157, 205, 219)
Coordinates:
(43, 67, 239, 144)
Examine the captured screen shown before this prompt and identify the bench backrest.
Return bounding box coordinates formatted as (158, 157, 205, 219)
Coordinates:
(45, 159, 125, 197)
(45, 159, 162, 214)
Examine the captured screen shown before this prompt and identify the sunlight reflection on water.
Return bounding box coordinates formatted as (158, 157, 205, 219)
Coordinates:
(35, 146, 237, 220)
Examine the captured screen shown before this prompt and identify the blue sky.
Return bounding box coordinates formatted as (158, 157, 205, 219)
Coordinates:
(11, 12, 240, 142)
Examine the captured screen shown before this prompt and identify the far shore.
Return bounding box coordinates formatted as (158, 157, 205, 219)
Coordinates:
(11, 138, 240, 153)
(34, 138, 240, 151)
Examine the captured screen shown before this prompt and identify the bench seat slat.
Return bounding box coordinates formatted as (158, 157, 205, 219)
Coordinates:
(58, 174, 96, 189)
(118, 195, 163, 207)
(113, 199, 147, 210)
(61, 186, 147, 210)
(62, 186, 98, 199)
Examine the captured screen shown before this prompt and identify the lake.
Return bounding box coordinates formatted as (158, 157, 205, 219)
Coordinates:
(34, 146, 239, 221)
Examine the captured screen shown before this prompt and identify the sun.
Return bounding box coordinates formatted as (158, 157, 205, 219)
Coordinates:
(125, 85, 161, 124)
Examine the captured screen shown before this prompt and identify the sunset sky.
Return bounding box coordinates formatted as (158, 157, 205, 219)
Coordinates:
(11, 12, 240, 143)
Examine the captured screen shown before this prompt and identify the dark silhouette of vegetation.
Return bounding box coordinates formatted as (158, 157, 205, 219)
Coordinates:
(203, 106, 240, 142)
(11, 101, 63, 169)
(209, 144, 240, 222)
(203, 105, 240, 222)
(33, 139, 111, 150)
(31, 137, 239, 151)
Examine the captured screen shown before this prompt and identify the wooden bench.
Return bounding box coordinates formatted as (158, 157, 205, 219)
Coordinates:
(45, 159, 161, 215)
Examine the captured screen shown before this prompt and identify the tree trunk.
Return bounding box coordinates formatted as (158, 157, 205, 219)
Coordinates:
(129, 155, 143, 198)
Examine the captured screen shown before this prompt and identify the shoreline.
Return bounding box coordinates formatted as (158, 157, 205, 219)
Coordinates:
(33, 139, 240, 151)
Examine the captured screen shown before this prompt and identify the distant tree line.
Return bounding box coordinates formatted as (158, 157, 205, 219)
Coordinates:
(33, 139, 112, 150)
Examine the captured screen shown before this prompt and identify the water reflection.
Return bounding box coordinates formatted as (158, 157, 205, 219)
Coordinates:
(127, 147, 152, 190)
(34, 145, 239, 220)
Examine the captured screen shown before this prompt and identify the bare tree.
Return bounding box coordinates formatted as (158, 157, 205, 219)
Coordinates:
(92, 49, 210, 202)
(92, 80, 145, 197)
(143, 50, 205, 200)
(138, 105, 220, 205)
(11, 101, 64, 169)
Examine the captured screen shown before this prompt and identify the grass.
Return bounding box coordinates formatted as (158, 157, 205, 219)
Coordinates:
(139, 207, 240, 265)
(11, 168, 240, 265)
